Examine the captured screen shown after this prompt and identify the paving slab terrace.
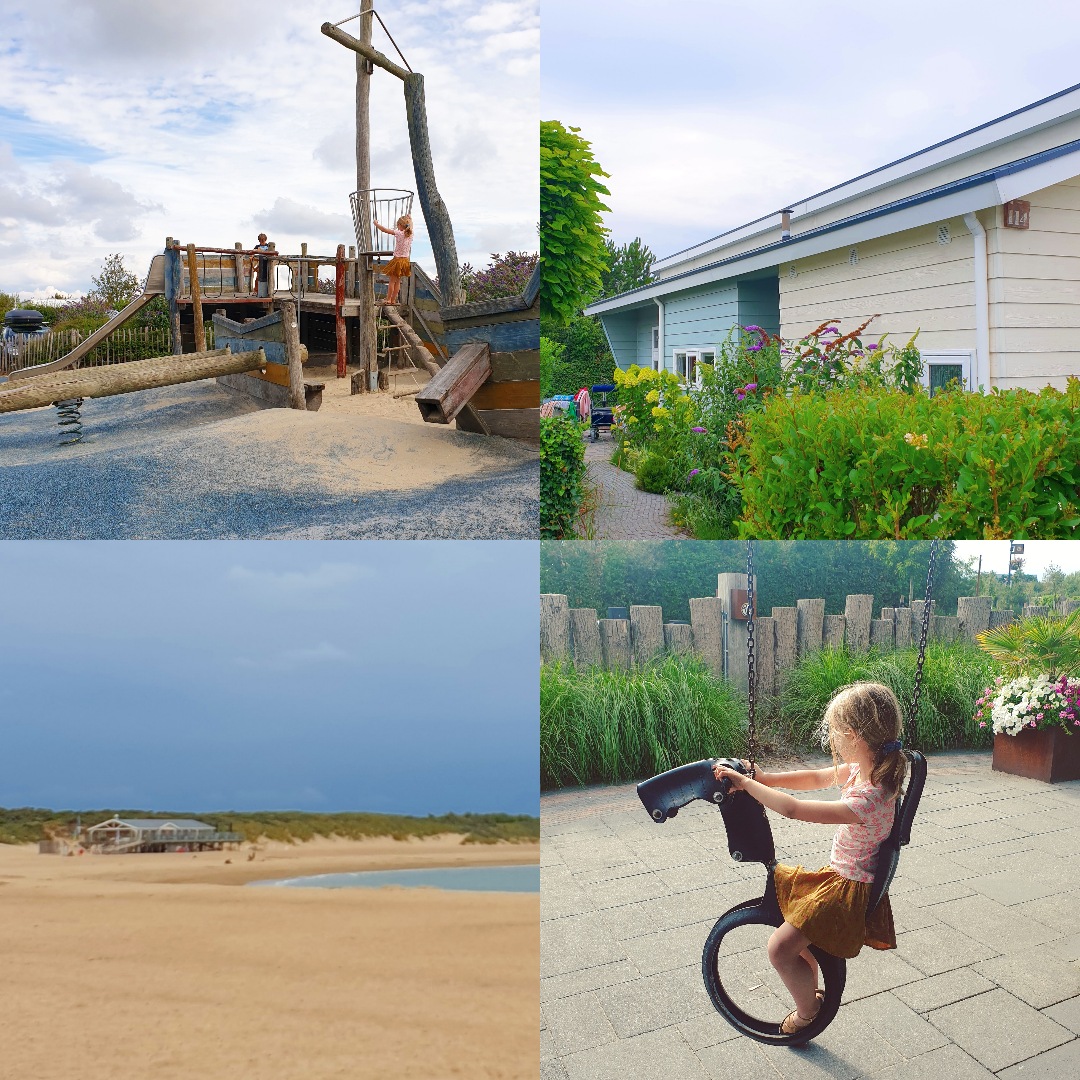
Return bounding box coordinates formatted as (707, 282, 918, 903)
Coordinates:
(541, 751, 1080, 1080)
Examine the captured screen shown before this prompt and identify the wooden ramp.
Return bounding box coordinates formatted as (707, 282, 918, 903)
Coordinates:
(4, 255, 168, 383)
(0, 348, 267, 414)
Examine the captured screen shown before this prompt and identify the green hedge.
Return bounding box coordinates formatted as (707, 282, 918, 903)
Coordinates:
(779, 643, 997, 752)
(541, 654, 747, 788)
(541, 415, 586, 538)
(731, 382, 1080, 537)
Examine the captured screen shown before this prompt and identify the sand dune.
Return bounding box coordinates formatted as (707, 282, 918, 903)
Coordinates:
(0, 837, 539, 1079)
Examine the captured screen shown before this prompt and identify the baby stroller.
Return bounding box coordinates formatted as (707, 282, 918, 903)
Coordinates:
(589, 384, 615, 441)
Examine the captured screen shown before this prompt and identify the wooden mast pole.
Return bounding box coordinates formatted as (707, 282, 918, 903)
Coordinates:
(355, 8, 376, 391)
(321, 20, 465, 307)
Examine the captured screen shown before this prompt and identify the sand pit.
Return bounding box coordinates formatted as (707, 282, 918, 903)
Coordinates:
(0, 836, 539, 1079)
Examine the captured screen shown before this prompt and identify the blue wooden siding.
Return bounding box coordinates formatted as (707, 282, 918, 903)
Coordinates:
(663, 282, 739, 367)
(635, 308, 657, 366)
(737, 277, 780, 336)
(598, 310, 637, 369)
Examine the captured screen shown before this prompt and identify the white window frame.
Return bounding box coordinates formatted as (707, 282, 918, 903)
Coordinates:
(921, 349, 975, 395)
(672, 347, 716, 388)
(651, 326, 660, 370)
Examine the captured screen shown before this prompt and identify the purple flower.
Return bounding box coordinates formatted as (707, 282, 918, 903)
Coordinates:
(867, 343, 878, 351)
(747, 343, 762, 352)
(735, 392, 746, 402)
(823, 326, 840, 335)
(743, 324, 763, 333)
(745, 383, 758, 391)
(691, 426, 707, 433)
(688, 469, 700, 478)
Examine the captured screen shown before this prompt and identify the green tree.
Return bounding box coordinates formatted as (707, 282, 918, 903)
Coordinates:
(600, 237, 655, 298)
(540, 121, 610, 326)
(88, 253, 140, 310)
(543, 314, 615, 395)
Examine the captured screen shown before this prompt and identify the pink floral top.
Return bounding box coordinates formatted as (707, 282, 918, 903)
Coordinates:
(392, 228, 412, 259)
(829, 763, 895, 883)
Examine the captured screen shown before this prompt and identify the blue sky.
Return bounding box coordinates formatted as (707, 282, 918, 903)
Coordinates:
(0, 0, 538, 297)
(543, 0, 1080, 258)
(0, 541, 539, 816)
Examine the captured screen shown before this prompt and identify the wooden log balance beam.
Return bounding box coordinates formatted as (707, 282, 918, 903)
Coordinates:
(415, 341, 490, 424)
(0, 348, 267, 414)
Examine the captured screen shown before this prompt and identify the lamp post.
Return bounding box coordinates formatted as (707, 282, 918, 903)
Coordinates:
(1006, 541, 1025, 587)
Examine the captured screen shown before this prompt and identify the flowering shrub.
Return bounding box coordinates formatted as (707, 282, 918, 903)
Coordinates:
(784, 319, 923, 395)
(973, 674, 1080, 736)
(461, 251, 538, 303)
(731, 380, 1080, 538)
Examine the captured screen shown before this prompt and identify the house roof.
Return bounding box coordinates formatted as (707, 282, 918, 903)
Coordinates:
(652, 81, 1080, 274)
(90, 817, 213, 831)
(586, 136, 1080, 317)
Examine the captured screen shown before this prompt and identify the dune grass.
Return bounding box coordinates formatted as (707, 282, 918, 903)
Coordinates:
(777, 642, 997, 752)
(0, 809, 539, 847)
(541, 653, 747, 788)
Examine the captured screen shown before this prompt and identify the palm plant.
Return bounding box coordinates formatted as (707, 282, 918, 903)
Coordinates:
(975, 610, 1080, 679)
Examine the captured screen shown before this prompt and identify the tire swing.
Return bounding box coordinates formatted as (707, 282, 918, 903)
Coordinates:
(636, 540, 935, 1046)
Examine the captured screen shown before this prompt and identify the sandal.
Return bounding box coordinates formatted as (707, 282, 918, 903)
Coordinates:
(779, 992, 823, 1036)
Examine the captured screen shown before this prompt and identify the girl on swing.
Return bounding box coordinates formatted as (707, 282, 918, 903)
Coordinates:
(714, 682, 906, 1036)
(374, 213, 413, 306)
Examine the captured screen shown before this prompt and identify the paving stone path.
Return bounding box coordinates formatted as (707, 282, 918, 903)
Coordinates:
(579, 435, 683, 539)
(541, 751, 1080, 1080)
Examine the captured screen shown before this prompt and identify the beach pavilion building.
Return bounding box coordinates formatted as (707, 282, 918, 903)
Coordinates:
(86, 817, 242, 854)
(586, 82, 1080, 392)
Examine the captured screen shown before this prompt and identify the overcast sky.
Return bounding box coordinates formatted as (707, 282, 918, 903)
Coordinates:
(0, 541, 538, 815)
(0, 0, 538, 299)
(953, 541, 1080, 579)
(543, 0, 1080, 259)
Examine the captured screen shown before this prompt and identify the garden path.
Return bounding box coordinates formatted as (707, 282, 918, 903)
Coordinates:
(579, 435, 684, 540)
(542, 750, 1080, 1080)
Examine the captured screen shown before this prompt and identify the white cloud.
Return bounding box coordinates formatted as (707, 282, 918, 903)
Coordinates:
(0, 0, 538, 294)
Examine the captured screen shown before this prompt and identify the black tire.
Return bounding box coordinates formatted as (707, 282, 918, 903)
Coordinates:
(701, 900, 846, 1046)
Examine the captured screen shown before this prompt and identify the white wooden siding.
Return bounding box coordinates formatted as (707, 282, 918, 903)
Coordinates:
(988, 177, 1080, 388)
(779, 217, 976, 355)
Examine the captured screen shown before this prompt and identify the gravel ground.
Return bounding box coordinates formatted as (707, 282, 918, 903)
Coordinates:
(0, 383, 538, 539)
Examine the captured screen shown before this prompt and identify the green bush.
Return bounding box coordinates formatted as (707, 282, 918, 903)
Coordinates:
(541, 654, 747, 787)
(731, 382, 1080, 538)
(635, 450, 679, 493)
(541, 414, 587, 538)
(778, 642, 998, 752)
(542, 315, 615, 395)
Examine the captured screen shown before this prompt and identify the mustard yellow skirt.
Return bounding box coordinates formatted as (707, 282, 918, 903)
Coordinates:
(382, 257, 412, 277)
(774, 864, 896, 959)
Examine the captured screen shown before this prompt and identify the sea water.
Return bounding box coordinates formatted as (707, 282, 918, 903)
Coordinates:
(250, 864, 540, 893)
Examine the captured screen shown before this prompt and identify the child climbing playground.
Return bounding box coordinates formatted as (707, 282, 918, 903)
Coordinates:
(712, 682, 906, 1036)
(374, 214, 413, 305)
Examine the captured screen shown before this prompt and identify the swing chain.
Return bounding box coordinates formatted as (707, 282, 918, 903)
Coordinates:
(908, 539, 938, 747)
(745, 540, 758, 778)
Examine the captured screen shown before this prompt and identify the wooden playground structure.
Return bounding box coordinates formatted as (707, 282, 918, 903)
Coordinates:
(0, 9, 539, 441)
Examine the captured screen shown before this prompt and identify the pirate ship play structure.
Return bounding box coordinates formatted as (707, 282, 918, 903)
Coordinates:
(0, 9, 539, 442)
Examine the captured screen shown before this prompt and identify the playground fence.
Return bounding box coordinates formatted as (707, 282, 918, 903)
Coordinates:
(539, 590, 1077, 696)
(2, 324, 215, 374)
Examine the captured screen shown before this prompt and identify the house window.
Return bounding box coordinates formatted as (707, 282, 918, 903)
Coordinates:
(652, 326, 660, 370)
(921, 350, 974, 395)
(674, 348, 714, 387)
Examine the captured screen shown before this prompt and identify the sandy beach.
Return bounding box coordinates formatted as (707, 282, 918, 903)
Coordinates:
(0, 836, 539, 1079)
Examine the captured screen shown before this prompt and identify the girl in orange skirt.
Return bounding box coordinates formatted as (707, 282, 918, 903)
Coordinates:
(714, 682, 907, 1036)
(374, 214, 413, 306)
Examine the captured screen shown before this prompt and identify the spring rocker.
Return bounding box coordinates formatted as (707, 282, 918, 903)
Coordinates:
(636, 540, 935, 1046)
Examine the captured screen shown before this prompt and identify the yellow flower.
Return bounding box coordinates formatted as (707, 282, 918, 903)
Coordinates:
(646, 389, 660, 404)
(627, 416, 638, 424)
(651, 406, 669, 419)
